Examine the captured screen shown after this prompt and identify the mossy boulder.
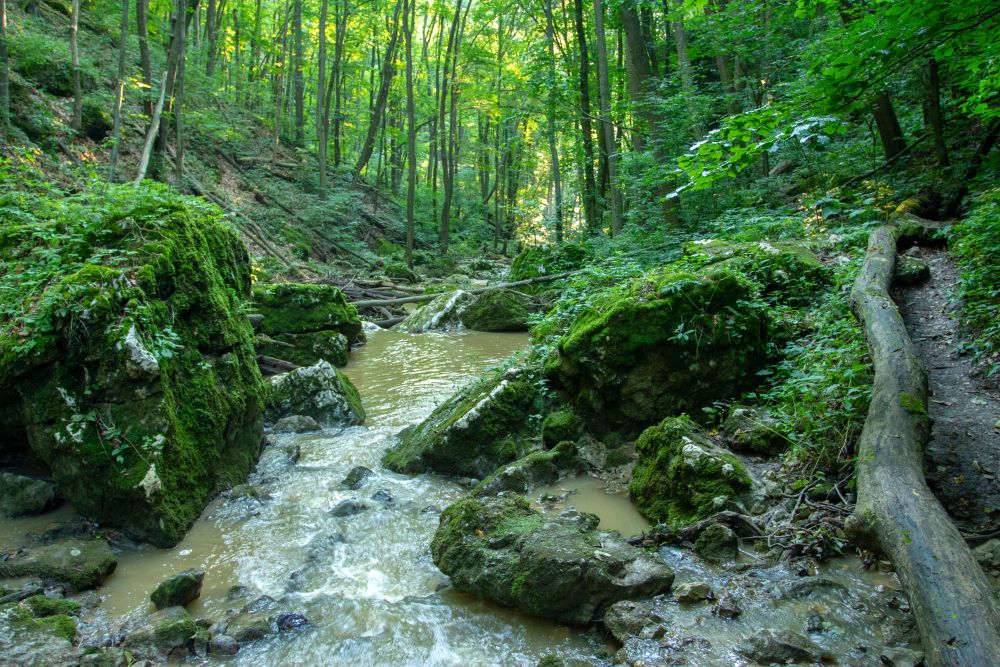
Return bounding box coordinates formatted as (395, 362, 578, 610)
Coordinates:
(0, 602, 80, 665)
(382, 363, 542, 478)
(472, 441, 580, 497)
(251, 283, 361, 367)
(151, 569, 205, 609)
(384, 262, 420, 284)
(266, 361, 365, 427)
(508, 243, 589, 289)
(460, 289, 534, 332)
(630, 416, 753, 527)
(541, 410, 582, 448)
(721, 405, 788, 456)
(0, 538, 117, 591)
(431, 495, 674, 624)
(693, 523, 739, 563)
(0, 185, 267, 547)
(893, 255, 931, 287)
(0, 472, 56, 517)
(545, 269, 768, 436)
(397, 290, 475, 333)
(683, 239, 829, 305)
(122, 606, 197, 657)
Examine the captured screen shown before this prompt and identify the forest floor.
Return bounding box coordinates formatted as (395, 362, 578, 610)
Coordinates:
(898, 246, 1000, 536)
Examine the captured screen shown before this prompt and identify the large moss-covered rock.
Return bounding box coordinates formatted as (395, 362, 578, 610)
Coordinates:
(266, 361, 365, 427)
(251, 283, 361, 367)
(151, 569, 205, 609)
(545, 269, 768, 436)
(0, 185, 266, 546)
(0, 538, 117, 590)
(460, 289, 534, 332)
(396, 290, 475, 333)
(0, 472, 55, 517)
(431, 495, 674, 624)
(630, 416, 753, 527)
(683, 239, 829, 305)
(508, 243, 589, 288)
(382, 364, 542, 478)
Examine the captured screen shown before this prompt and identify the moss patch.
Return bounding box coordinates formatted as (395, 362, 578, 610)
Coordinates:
(460, 289, 534, 332)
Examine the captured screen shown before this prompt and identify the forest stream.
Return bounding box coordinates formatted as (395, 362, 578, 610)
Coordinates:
(1, 329, 923, 666)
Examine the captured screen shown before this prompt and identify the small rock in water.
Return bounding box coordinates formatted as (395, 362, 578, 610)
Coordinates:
(272, 415, 322, 434)
(276, 612, 310, 631)
(371, 489, 394, 504)
(342, 466, 374, 490)
(420, 505, 441, 515)
(807, 611, 824, 633)
(737, 628, 821, 665)
(674, 582, 713, 603)
(330, 499, 369, 517)
(150, 569, 205, 609)
(712, 593, 741, 618)
(208, 634, 240, 655)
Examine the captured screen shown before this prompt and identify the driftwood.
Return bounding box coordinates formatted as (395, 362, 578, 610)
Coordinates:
(372, 316, 406, 328)
(350, 270, 582, 309)
(257, 355, 299, 376)
(845, 223, 1000, 666)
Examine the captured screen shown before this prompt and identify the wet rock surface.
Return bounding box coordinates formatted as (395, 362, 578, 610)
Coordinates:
(0, 538, 117, 591)
(150, 569, 205, 609)
(0, 472, 56, 517)
(267, 361, 365, 427)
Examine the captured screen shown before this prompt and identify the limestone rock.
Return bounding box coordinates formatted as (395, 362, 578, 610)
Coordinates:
(472, 441, 579, 497)
(0, 472, 55, 517)
(151, 569, 205, 609)
(460, 289, 534, 332)
(545, 269, 768, 436)
(396, 290, 475, 333)
(271, 415, 322, 434)
(541, 411, 582, 449)
(431, 495, 674, 624)
(694, 523, 739, 563)
(0, 602, 81, 667)
(382, 363, 542, 478)
(737, 628, 822, 665)
(0, 538, 117, 591)
(721, 405, 787, 456)
(673, 581, 713, 603)
(267, 361, 365, 427)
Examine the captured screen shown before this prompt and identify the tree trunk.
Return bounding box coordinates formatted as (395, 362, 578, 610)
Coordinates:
(316, 0, 329, 197)
(873, 92, 906, 161)
(174, 4, 187, 183)
(847, 222, 1000, 667)
(620, 1, 651, 151)
(925, 59, 949, 167)
(108, 0, 129, 181)
(403, 0, 416, 266)
(205, 0, 217, 75)
(0, 0, 9, 135)
(70, 0, 82, 131)
(292, 0, 304, 145)
(332, 0, 348, 166)
(136, 0, 153, 116)
(573, 0, 598, 234)
(544, 0, 563, 243)
(135, 72, 168, 184)
(353, 0, 404, 180)
(672, 0, 701, 140)
(593, 0, 622, 235)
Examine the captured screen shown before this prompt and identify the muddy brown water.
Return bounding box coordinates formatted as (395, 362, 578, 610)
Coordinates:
(3, 330, 918, 666)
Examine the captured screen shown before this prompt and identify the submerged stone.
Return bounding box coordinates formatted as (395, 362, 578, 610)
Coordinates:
(737, 628, 822, 665)
(459, 289, 534, 332)
(0, 538, 117, 591)
(151, 569, 205, 610)
(341, 466, 374, 490)
(431, 495, 674, 624)
(271, 415, 322, 434)
(0, 192, 266, 547)
(396, 290, 475, 333)
(382, 363, 543, 478)
(267, 361, 365, 427)
(629, 416, 753, 527)
(0, 472, 55, 517)
(546, 269, 768, 436)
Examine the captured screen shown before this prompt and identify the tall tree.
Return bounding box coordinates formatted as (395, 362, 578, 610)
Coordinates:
(592, 0, 622, 234)
(573, 0, 599, 233)
(70, 0, 82, 131)
(136, 0, 153, 115)
(293, 0, 305, 145)
(0, 0, 8, 135)
(109, 0, 130, 180)
(403, 0, 416, 266)
(353, 0, 404, 179)
(543, 0, 563, 243)
(317, 0, 329, 197)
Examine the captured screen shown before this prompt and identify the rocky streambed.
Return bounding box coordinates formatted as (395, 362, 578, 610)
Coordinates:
(1, 328, 931, 666)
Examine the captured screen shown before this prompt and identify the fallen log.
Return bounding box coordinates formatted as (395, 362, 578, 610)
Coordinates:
(350, 270, 581, 309)
(845, 223, 1000, 666)
(372, 316, 406, 329)
(257, 355, 299, 376)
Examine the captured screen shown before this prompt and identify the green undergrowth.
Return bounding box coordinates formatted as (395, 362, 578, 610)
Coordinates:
(951, 185, 1000, 379)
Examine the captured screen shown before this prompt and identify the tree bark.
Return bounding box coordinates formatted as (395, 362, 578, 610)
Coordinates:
(847, 222, 1000, 667)
(292, 0, 305, 145)
(70, 0, 82, 131)
(592, 0, 622, 235)
(135, 72, 168, 184)
(925, 59, 949, 167)
(317, 0, 329, 197)
(108, 0, 129, 181)
(174, 4, 187, 183)
(136, 0, 153, 115)
(872, 92, 906, 161)
(544, 0, 563, 243)
(573, 0, 598, 234)
(353, 0, 404, 180)
(0, 0, 9, 135)
(205, 0, 217, 75)
(403, 0, 416, 266)
(672, 0, 702, 140)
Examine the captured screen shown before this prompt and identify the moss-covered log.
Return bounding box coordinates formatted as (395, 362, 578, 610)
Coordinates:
(847, 224, 1000, 666)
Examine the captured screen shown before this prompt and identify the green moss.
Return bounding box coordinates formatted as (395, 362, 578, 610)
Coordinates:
(35, 614, 77, 642)
(5, 603, 77, 643)
(541, 410, 581, 448)
(460, 289, 533, 332)
(22, 596, 80, 618)
(900, 392, 927, 416)
(384, 262, 420, 284)
(472, 441, 579, 496)
(252, 282, 362, 343)
(630, 416, 752, 527)
(509, 243, 589, 288)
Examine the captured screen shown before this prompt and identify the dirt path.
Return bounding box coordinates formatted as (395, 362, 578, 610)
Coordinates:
(897, 247, 1000, 535)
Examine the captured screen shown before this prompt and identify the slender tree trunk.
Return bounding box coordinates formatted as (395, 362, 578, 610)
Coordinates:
(403, 0, 416, 266)
(621, 1, 651, 151)
(135, 72, 168, 183)
(353, 0, 404, 180)
(137, 0, 153, 116)
(205, 0, 217, 75)
(70, 0, 82, 131)
(109, 0, 130, 181)
(925, 59, 949, 167)
(273, 18, 288, 152)
(873, 92, 906, 161)
(174, 5, 187, 183)
(593, 0, 622, 235)
(249, 0, 262, 83)
(316, 0, 328, 197)
(672, 0, 701, 140)
(0, 0, 9, 135)
(332, 0, 348, 166)
(232, 8, 242, 106)
(544, 0, 563, 243)
(293, 0, 304, 145)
